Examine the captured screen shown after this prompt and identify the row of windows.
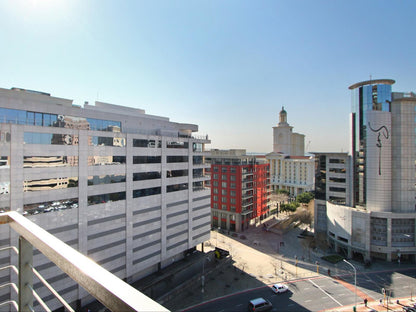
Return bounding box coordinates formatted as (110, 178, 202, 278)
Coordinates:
(0, 108, 121, 132)
(212, 188, 237, 196)
(212, 196, 237, 204)
(132, 184, 189, 197)
(23, 132, 199, 150)
(15, 176, 205, 193)
(212, 166, 238, 173)
(212, 181, 237, 188)
(212, 174, 237, 181)
(16, 155, 201, 166)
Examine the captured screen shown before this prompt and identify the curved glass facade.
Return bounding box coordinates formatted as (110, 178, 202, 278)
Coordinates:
(350, 81, 392, 206)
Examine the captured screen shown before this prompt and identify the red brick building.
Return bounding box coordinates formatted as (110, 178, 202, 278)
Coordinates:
(208, 149, 271, 232)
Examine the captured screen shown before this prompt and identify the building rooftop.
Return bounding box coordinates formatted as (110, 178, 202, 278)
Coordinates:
(348, 79, 395, 90)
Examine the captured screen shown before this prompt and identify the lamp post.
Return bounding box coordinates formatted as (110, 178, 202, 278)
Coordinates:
(201, 256, 211, 295)
(343, 259, 357, 308)
(295, 255, 298, 277)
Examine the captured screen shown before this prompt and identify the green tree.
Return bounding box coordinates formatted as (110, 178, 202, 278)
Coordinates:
(276, 189, 290, 195)
(280, 202, 299, 213)
(296, 192, 314, 204)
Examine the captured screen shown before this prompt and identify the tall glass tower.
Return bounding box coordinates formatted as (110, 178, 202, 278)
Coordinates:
(348, 79, 395, 207)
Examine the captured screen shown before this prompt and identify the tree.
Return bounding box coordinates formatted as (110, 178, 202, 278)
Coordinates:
(280, 202, 299, 213)
(296, 192, 314, 204)
(276, 189, 290, 195)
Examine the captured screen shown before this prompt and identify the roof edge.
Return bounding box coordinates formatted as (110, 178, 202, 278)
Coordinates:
(348, 79, 395, 90)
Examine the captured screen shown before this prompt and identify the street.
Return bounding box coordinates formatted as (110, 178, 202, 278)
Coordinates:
(184, 268, 416, 312)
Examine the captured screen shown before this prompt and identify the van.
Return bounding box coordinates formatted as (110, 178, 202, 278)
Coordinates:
(247, 297, 273, 312)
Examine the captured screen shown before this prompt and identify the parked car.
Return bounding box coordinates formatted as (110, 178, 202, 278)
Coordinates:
(247, 297, 273, 312)
(271, 283, 289, 294)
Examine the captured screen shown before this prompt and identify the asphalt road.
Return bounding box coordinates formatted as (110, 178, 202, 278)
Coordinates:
(184, 268, 416, 312)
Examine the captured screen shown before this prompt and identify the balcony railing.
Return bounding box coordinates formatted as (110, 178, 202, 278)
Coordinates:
(0, 211, 169, 312)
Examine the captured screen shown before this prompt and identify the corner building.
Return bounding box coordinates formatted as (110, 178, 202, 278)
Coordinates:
(208, 149, 271, 232)
(0, 87, 211, 309)
(315, 79, 416, 263)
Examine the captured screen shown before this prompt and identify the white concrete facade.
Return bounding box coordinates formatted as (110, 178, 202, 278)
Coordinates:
(0, 87, 211, 309)
(266, 153, 314, 196)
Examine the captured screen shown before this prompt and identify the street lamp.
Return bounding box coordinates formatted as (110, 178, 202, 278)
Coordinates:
(201, 256, 211, 295)
(295, 255, 298, 277)
(343, 259, 357, 308)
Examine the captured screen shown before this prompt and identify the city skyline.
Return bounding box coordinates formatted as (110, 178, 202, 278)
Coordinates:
(1, 0, 415, 153)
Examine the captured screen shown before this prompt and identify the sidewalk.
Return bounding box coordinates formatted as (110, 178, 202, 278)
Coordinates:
(325, 297, 416, 312)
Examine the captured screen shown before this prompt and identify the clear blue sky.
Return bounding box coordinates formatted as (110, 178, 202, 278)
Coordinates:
(1, 0, 415, 153)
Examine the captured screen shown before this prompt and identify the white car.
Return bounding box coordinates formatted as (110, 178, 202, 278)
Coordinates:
(271, 283, 288, 294)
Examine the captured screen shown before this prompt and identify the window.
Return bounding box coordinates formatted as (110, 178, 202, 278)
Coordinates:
(213, 181, 218, 187)
(133, 187, 161, 198)
(221, 204, 227, 209)
(133, 156, 161, 164)
(89, 156, 126, 166)
(213, 203, 218, 209)
(167, 156, 188, 163)
(329, 187, 346, 192)
(133, 139, 161, 148)
(213, 166, 219, 172)
(230, 183, 236, 189)
(88, 174, 126, 186)
(213, 174, 219, 179)
(329, 158, 345, 164)
(24, 198, 78, 215)
(167, 183, 188, 192)
(133, 172, 161, 181)
(221, 197, 227, 203)
(230, 190, 236, 196)
(230, 198, 236, 204)
(221, 174, 227, 180)
(193, 156, 203, 165)
(221, 182, 227, 188)
(24, 177, 78, 192)
(193, 168, 203, 178)
(222, 167, 227, 173)
(221, 189, 227, 195)
(213, 195, 218, 201)
(88, 192, 126, 205)
(90, 136, 126, 147)
(24, 132, 73, 145)
(230, 175, 236, 181)
(24, 156, 78, 168)
(167, 169, 188, 178)
(167, 141, 189, 149)
(230, 167, 236, 173)
(213, 188, 218, 194)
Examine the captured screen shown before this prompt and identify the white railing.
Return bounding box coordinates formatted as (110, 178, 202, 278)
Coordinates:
(0, 211, 169, 312)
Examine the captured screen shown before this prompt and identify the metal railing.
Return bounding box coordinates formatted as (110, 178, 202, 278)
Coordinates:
(0, 211, 169, 312)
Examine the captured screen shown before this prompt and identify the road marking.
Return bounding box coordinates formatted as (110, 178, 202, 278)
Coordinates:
(236, 304, 243, 307)
(309, 279, 343, 306)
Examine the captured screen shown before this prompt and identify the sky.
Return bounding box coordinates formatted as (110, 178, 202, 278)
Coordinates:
(0, 0, 415, 153)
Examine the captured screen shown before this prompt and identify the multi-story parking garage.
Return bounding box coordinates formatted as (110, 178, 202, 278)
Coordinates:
(0, 87, 211, 309)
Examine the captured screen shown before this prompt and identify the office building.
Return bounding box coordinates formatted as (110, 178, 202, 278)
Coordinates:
(266, 107, 314, 196)
(208, 149, 271, 232)
(315, 79, 416, 262)
(0, 87, 211, 309)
